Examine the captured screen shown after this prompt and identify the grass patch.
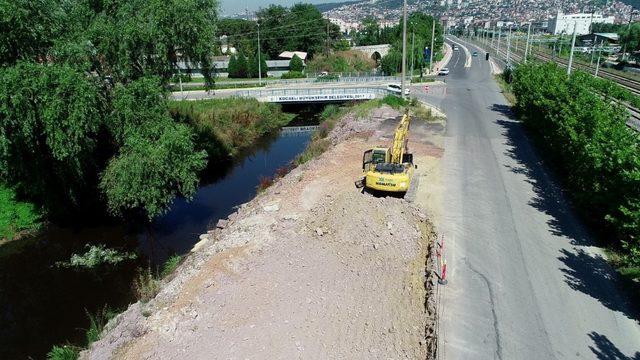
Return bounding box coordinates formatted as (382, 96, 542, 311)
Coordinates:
(160, 254, 182, 278)
(46, 345, 79, 360)
(0, 185, 41, 241)
(169, 97, 295, 158)
(85, 307, 118, 345)
(494, 74, 516, 105)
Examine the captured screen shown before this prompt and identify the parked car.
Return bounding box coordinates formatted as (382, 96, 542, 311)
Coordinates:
(438, 67, 450, 75)
(387, 83, 410, 95)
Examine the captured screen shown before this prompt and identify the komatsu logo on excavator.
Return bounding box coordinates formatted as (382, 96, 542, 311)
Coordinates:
(376, 178, 395, 186)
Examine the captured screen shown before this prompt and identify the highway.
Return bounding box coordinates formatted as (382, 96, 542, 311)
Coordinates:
(413, 40, 640, 359)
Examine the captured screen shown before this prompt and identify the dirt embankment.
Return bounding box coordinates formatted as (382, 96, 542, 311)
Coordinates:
(83, 105, 444, 360)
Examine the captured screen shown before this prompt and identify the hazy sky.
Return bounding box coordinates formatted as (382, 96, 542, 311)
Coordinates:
(220, 0, 347, 17)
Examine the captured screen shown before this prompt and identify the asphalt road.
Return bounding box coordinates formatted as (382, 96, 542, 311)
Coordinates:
(413, 39, 640, 359)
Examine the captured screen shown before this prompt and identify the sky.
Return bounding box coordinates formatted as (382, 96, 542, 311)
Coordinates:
(219, 0, 347, 17)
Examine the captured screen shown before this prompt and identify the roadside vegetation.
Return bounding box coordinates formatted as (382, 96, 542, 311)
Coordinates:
(169, 97, 294, 158)
(296, 96, 417, 165)
(306, 50, 376, 74)
(509, 62, 640, 276)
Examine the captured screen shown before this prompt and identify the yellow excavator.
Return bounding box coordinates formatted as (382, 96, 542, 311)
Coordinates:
(360, 110, 415, 193)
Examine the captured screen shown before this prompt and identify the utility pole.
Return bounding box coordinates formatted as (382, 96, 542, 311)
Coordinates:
(595, 40, 603, 77)
(400, 0, 407, 98)
(497, 26, 502, 57)
(410, 30, 415, 81)
(491, 27, 495, 48)
(524, 22, 532, 63)
(506, 26, 512, 64)
(257, 23, 262, 86)
(622, 10, 635, 61)
(567, 22, 578, 75)
(429, 18, 436, 74)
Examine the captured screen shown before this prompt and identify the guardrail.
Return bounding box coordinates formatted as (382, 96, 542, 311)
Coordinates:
(237, 87, 389, 97)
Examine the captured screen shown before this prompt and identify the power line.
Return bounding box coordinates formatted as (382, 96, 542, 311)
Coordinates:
(221, 17, 330, 39)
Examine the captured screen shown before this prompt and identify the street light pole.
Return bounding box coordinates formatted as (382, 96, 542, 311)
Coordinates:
(257, 23, 262, 86)
(410, 30, 415, 81)
(400, 0, 407, 98)
(429, 18, 436, 74)
(567, 22, 578, 75)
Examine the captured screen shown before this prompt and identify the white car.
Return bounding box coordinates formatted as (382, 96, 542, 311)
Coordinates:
(453, 45, 459, 51)
(438, 67, 450, 75)
(387, 83, 410, 95)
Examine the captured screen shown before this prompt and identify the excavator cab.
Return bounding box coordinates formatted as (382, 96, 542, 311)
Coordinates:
(362, 148, 388, 172)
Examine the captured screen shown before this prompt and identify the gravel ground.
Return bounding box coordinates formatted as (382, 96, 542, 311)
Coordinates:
(82, 105, 440, 360)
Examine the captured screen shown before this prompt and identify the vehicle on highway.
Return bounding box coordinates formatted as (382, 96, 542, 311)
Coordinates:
(453, 45, 459, 51)
(387, 83, 410, 95)
(472, 51, 478, 57)
(438, 68, 450, 75)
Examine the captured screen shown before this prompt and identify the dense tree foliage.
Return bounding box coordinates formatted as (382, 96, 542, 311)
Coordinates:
(255, 4, 342, 58)
(0, 0, 220, 219)
(306, 51, 376, 73)
(511, 62, 640, 265)
(355, 16, 398, 46)
(379, 12, 444, 75)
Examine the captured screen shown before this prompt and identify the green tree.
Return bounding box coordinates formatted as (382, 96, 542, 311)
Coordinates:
(227, 54, 238, 77)
(246, 53, 256, 78)
(381, 48, 402, 75)
(619, 22, 640, 54)
(236, 53, 248, 78)
(100, 121, 207, 219)
(0, 62, 102, 209)
(289, 54, 304, 72)
(358, 16, 381, 45)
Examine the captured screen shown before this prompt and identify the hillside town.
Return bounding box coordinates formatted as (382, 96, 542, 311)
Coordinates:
(324, 0, 635, 33)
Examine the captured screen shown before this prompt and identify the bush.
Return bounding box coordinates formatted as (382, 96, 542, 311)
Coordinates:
(511, 62, 640, 265)
(296, 139, 331, 165)
(306, 50, 375, 73)
(0, 185, 41, 240)
(47, 346, 79, 360)
(281, 71, 306, 79)
(380, 95, 409, 109)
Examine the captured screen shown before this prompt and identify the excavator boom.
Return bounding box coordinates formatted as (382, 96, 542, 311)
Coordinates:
(390, 112, 410, 164)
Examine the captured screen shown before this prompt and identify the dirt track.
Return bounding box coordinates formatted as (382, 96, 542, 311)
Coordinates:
(83, 105, 444, 360)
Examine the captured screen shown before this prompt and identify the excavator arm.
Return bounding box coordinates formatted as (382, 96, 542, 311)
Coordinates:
(390, 111, 410, 164)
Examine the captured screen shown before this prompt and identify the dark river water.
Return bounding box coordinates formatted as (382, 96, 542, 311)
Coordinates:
(0, 107, 317, 359)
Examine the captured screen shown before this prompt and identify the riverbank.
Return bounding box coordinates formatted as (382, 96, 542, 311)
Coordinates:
(82, 102, 443, 359)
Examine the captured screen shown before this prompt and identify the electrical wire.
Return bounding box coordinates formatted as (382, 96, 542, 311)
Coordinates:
(221, 17, 331, 39)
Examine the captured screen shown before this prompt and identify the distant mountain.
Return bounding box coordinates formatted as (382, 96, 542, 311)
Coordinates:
(314, 0, 365, 12)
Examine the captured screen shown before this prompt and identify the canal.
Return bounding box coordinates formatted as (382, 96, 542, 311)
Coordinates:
(0, 106, 318, 359)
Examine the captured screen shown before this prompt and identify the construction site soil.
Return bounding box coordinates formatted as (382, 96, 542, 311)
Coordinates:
(82, 104, 445, 360)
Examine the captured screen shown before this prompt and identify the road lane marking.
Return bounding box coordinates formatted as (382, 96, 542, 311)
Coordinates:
(448, 37, 472, 68)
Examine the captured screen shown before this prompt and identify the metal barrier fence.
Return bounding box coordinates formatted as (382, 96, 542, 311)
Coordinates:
(266, 75, 401, 87)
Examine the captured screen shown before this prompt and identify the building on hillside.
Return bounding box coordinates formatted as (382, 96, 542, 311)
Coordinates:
(177, 57, 292, 78)
(548, 12, 614, 35)
(278, 51, 308, 62)
(578, 32, 619, 46)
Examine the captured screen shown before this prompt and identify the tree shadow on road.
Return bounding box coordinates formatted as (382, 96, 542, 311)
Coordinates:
(558, 248, 639, 320)
(587, 331, 640, 360)
(490, 104, 591, 247)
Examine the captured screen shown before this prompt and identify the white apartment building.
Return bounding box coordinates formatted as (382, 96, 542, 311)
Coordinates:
(549, 12, 614, 35)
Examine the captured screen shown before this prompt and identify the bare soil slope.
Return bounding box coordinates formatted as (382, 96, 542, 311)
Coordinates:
(83, 105, 441, 360)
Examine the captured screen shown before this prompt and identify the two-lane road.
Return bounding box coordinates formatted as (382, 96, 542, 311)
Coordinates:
(415, 40, 640, 359)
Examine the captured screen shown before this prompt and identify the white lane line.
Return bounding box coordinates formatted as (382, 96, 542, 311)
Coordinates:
(448, 37, 472, 68)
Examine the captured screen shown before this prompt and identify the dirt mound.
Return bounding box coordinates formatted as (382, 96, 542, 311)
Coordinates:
(82, 104, 439, 360)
